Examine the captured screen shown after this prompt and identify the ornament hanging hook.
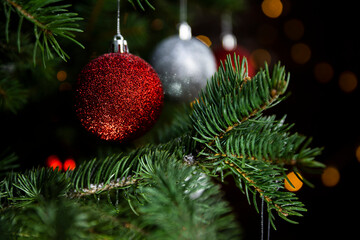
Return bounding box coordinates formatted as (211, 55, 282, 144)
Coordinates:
(112, 0, 129, 53)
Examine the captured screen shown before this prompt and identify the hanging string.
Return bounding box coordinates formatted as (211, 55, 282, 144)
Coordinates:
(117, 0, 121, 36)
(267, 212, 271, 240)
(112, 0, 128, 53)
(221, 12, 232, 35)
(261, 196, 264, 240)
(261, 195, 271, 240)
(180, 0, 187, 23)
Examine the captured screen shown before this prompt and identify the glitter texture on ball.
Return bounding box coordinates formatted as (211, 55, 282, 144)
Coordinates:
(151, 36, 217, 102)
(75, 53, 164, 142)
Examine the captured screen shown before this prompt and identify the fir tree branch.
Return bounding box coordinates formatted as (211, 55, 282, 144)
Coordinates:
(137, 151, 240, 239)
(0, 152, 19, 178)
(128, 0, 155, 10)
(5, 0, 47, 29)
(213, 155, 306, 227)
(1, 147, 240, 239)
(191, 55, 289, 144)
(207, 115, 323, 167)
(190, 55, 323, 227)
(3, 0, 84, 65)
(0, 73, 28, 114)
(68, 176, 136, 198)
(0, 51, 324, 234)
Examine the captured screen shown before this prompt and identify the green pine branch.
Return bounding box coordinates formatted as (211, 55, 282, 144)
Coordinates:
(190, 55, 323, 227)
(0, 149, 240, 239)
(0, 54, 324, 237)
(0, 72, 28, 113)
(3, 0, 84, 65)
(137, 151, 240, 239)
(191, 55, 289, 144)
(0, 152, 19, 178)
(128, 0, 155, 10)
(2, 0, 155, 66)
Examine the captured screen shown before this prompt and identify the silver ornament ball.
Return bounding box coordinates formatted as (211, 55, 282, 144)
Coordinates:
(151, 36, 216, 102)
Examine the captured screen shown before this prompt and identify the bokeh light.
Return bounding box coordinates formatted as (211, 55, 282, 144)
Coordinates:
(338, 71, 357, 93)
(291, 43, 311, 64)
(59, 82, 72, 92)
(261, 0, 283, 18)
(196, 35, 212, 47)
(321, 166, 340, 187)
(284, 19, 304, 41)
(63, 158, 76, 171)
(314, 62, 334, 83)
(250, 48, 271, 69)
(284, 171, 303, 192)
(151, 18, 164, 31)
(46, 155, 62, 171)
(221, 33, 236, 51)
(356, 145, 360, 162)
(57, 70, 67, 82)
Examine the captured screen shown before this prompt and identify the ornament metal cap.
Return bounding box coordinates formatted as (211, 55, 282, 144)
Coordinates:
(111, 34, 129, 53)
(178, 22, 192, 40)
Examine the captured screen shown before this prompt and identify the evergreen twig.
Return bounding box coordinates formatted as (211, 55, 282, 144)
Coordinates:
(3, 0, 84, 65)
(190, 55, 322, 226)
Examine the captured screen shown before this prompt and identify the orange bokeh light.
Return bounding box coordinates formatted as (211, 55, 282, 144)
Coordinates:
(261, 0, 283, 18)
(339, 71, 357, 93)
(291, 43, 311, 64)
(321, 166, 340, 187)
(196, 35, 212, 48)
(314, 62, 334, 83)
(356, 146, 360, 162)
(57, 70, 67, 82)
(250, 48, 271, 70)
(284, 19, 304, 41)
(284, 171, 303, 192)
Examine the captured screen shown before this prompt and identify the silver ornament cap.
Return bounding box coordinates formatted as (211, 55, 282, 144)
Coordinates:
(111, 34, 129, 53)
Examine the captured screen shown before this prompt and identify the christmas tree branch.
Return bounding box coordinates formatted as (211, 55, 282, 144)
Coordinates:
(191, 55, 289, 144)
(207, 115, 323, 167)
(128, 0, 155, 10)
(0, 72, 28, 113)
(0, 152, 19, 178)
(190, 56, 323, 227)
(0, 53, 324, 235)
(135, 151, 240, 239)
(1, 147, 240, 239)
(3, 0, 84, 65)
(5, 0, 46, 29)
(67, 176, 136, 199)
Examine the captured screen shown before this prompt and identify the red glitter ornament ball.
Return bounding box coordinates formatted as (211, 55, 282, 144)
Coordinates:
(214, 46, 255, 77)
(75, 52, 164, 142)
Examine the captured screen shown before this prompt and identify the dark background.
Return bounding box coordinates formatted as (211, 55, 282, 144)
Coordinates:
(231, 1, 360, 239)
(1, 0, 359, 239)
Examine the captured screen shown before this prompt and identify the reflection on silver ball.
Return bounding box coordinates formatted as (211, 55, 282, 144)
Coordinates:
(151, 36, 216, 102)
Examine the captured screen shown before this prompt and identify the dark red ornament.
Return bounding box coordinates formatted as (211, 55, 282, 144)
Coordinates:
(214, 46, 255, 77)
(75, 52, 163, 142)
